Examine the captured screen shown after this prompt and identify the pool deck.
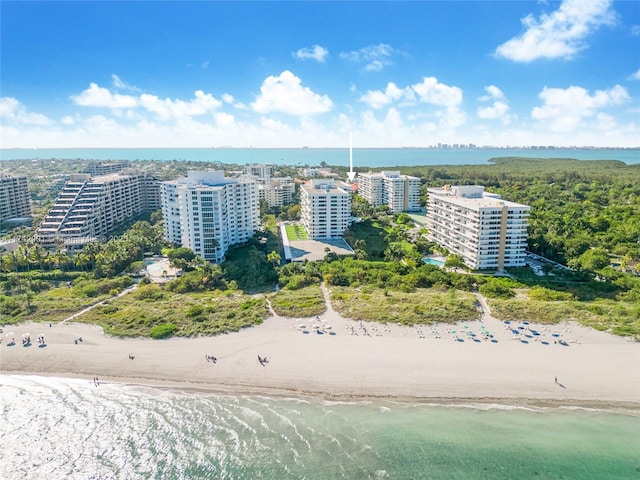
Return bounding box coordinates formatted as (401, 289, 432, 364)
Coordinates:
(280, 223, 354, 262)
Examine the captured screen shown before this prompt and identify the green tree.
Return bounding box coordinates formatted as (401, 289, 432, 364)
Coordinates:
(573, 248, 611, 272)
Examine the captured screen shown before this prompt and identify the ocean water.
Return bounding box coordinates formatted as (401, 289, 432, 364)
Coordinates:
(1, 147, 638, 167)
(1, 376, 638, 480)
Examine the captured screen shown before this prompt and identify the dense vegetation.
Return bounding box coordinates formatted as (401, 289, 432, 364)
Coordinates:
(1, 157, 639, 338)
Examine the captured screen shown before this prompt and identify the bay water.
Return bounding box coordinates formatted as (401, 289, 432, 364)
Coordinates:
(1, 375, 638, 479)
(1, 147, 638, 167)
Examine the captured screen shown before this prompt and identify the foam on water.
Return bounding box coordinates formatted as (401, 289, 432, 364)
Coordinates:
(1, 375, 639, 479)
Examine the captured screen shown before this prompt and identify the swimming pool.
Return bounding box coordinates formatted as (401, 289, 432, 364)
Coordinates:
(423, 257, 445, 266)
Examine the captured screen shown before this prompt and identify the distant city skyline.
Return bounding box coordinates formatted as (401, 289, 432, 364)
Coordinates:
(1, 0, 638, 148)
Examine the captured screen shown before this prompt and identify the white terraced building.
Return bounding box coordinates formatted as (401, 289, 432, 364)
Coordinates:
(300, 179, 351, 239)
(0, 174, 31, 225)
(37, 170, 160, 249)
(357, 171, 421, 212)
(426, 185, 530, 270)
(161, 170, 259, 263)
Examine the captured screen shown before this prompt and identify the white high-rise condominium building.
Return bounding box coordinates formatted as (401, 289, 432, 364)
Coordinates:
(161, 170, 259, 263)
(426, 185, 530, 270)
(37, 170, 160, 249)
(243, 164, 273, 179)
(0, 174, 31, 225)
(357, 171, 421, 212)
(300, 179, 351, 239)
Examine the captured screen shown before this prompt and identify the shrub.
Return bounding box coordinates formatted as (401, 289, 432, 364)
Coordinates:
(134, 284, 165, 301)
(528, 286, 575, 301)
(185, 304, 204, 317)
(479, 281, 515, 299)
(150, 323, 178, 339)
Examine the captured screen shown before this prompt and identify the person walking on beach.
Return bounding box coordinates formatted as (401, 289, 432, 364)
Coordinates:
(554, 376, 558, 384)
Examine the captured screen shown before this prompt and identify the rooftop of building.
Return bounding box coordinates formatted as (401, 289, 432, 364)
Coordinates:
(358, 170, 419, 180)
(301, 179, 351, 195)
(427, 185, 530, 209)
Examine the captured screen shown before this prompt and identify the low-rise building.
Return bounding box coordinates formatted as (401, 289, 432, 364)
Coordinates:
(83, 161, 131, 175)
(426, 185, 530, 270)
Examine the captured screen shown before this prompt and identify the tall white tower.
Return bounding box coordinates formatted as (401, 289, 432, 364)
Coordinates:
(347, 132, 356, 182)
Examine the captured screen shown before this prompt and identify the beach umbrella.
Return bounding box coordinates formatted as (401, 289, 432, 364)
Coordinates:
(522, 321, 530, 325)
(503, 320, 511, 324)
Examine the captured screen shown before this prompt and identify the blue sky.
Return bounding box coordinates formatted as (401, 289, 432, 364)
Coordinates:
(1, 0, 639, 148)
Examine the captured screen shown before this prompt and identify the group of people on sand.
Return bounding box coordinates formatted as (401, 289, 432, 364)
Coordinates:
(257, 354, 269, 366)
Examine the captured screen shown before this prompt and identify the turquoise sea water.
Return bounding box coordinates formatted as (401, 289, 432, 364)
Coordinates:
(1, 147, 638, 167)
(1, 375, 638, 479)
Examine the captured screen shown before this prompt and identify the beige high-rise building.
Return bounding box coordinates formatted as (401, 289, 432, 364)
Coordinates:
(426, 185, 529, 270)
(258, 180, 296, 208)
(0, 174, 31, 225)
(37, 170, 160, 249)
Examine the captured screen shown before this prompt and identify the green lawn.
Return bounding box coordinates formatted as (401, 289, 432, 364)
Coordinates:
(285, 224, 309, 241)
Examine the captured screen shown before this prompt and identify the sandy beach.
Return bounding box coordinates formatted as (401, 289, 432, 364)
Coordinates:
(1, 289, 639, 407)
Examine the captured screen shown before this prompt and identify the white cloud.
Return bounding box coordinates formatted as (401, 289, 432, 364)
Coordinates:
(479, 85, 505, 102)
(411, 77, 462, 107)
(110, 74, 141, 92)
(495, 0, 616, 62)
(531, 84, 629, 131)
(0, 97, 52, 126)
(340, 44, 397, 71)
(630, 68, 640, 80)
(201, 61, 210, 69)
(71, 83, 138, 108)
(360, 82, 413, 109)
(71, 83, 222, 120)
(477, 102, 510, 120)
(138, 90, 222, 120)
(293, 45, 329, 62)
(359, 77, 465, 131)
(360, 77, 461, 110)
(477, 85, 511, 123)
(60, 115, 75, 125)
(251, 70, 333, 116)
